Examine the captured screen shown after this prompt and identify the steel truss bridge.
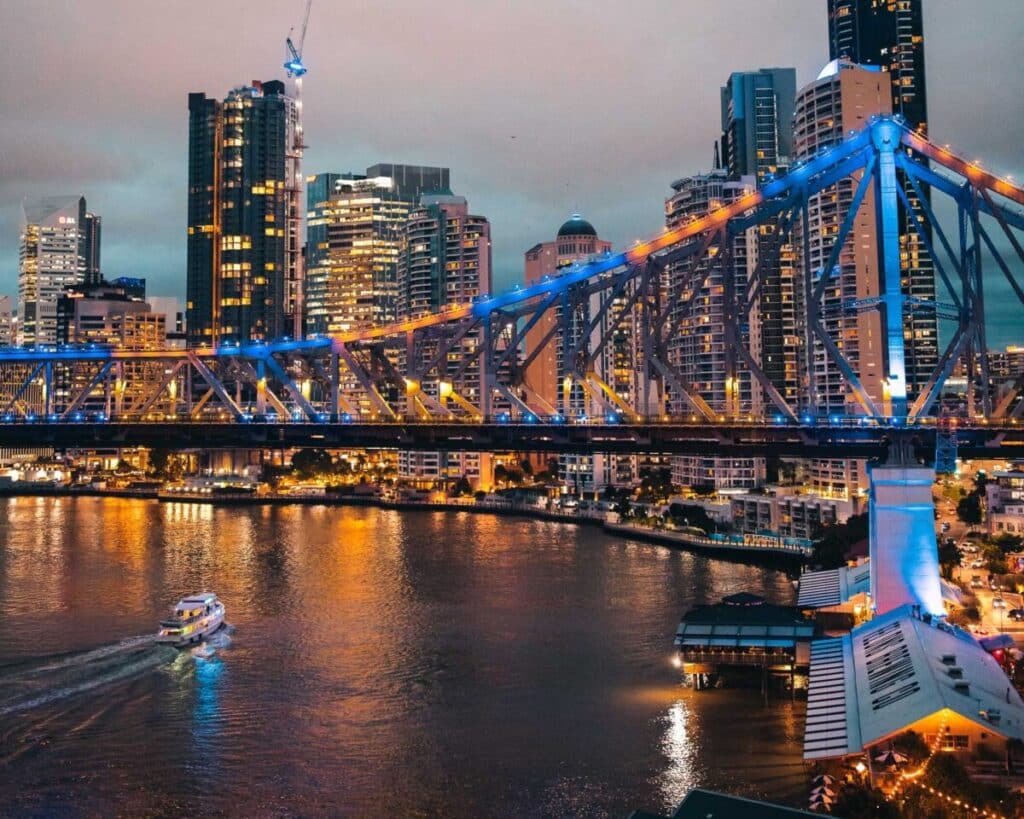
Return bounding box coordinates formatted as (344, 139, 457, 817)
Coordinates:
(2, 117, 1024, 456)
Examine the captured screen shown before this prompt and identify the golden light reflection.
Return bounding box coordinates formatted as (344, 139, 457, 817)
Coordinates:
(659, 699, 701, 808)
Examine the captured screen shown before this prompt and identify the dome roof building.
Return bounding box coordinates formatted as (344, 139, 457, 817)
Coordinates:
(556, 213, 598, 238)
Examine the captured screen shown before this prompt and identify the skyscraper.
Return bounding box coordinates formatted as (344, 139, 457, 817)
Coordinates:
(398, 193, 491, 408)
(396, 193, 492, 484)
(793, 59, 891, 498)
(397, 193, 490, 325)
(664, 169, 765, 490)
(18, 195, 97, 346)
(793, 60, 890, 416)
(720, 68, 800, 406)
(187, 80, 301, 346)
(365, 164, 450, 202)
(82, 211, 102, 286)
(827, 0, 937, 399)
(304, 165, 450, 337)
(827, 0, 927, 129)
(303, 174, 413, 339)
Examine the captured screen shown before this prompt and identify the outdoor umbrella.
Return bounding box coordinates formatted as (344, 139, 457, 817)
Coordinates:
(874, 749, 909, 766)
(812, 774, 836, 786)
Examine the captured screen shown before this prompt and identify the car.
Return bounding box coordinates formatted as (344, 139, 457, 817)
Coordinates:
(941, 522, 951, 533)
(1009, 609, 1024, 622)
(970, 576, 984, 589)
(971, 559, 986, 569)
(993, 597, 1007, 609)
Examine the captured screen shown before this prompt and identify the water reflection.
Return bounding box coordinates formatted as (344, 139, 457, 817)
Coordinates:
(0, 498, 805, 816)
(660, 699, 702, 807)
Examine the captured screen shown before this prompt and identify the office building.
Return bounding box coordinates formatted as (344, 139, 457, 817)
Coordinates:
(18, 196, 98, 346)
(720, 68, 800, 406)
(304, 165, 449, 338)
(82, 211, 102, 286)
(303, 172, 346, 336)
(148, 296, 187, 347)
(396, 192, 492, 483)
(56, 279, 165, 350)
(55, 279, 166, 414)
(827, 0, 937, 399)
(365, 164, 449, 202)
(304, 174, 413, 338)
(827, 0, 927, 129)
(187, 80, 301, 346)
(0, 296, 13, 346)
(397, 193, 491, 406)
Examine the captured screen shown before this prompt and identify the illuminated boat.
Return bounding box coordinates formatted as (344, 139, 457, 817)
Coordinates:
(156, 593, 225, 647)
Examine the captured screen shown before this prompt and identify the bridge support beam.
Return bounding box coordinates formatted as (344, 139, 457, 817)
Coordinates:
(873, 122, 909, 420)
(868, 434, 943, 617)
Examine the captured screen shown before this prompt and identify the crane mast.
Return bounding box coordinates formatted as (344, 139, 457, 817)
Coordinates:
(283, 0, 312, 338)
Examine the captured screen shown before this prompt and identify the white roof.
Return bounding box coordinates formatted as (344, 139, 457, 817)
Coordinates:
(797, 560, 962, 609)
(797, 562, 870, 609)
(179, 593, 217, 605)
(804, 605, 1024, 760)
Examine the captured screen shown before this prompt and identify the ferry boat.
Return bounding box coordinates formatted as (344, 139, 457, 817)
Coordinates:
(156, 593, 225, 647)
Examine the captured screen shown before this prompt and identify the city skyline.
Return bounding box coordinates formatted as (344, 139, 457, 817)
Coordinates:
(1, 0, 1022, 345)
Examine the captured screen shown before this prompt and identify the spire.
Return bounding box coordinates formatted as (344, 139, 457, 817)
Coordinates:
(713, 141, 722, 170)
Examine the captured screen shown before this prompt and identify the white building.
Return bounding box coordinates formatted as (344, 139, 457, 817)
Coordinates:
(18, 196, 100, 345)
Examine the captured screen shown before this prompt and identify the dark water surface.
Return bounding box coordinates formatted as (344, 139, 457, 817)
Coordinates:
(0, 497, 806, 817)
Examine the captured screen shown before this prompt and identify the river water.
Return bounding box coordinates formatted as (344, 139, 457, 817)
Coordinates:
(0, 497, 806, 817)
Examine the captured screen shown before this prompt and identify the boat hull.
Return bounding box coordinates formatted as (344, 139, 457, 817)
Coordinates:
(156, 605, 226, 647)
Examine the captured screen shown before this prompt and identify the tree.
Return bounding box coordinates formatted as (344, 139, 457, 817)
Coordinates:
(668, 503, 715, 533)
(957, 492, 983, 525)
(938, 538, 961, 580)
(830, 783, 900, 819)
(811, 513, 870, 570)
(615, 498, 633, 519)
(454, 476, 473, 497)
(494, 464, 508, 485)
(291, 448, 333, 478)
(520, 459, 533, 477)
(148, 448, 171, 478)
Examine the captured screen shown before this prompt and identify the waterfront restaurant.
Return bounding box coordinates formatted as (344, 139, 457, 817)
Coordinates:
(674, 593, 816, 689)
(804, 604, 1024, 780)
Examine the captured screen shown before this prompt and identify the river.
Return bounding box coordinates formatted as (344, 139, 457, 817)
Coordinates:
(0, 496, 807, 817)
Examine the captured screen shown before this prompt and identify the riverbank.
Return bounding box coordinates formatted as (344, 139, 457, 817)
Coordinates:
(0, 483, 807, 566)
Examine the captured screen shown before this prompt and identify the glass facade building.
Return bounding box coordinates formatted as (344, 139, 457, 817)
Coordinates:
(827, 0, 937, 400)
(720, 68, 799, 405)
(18, 195, 97, 346)
(186, 80, 300, 346)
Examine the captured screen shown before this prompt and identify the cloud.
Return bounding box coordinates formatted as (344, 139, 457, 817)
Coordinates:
(0, 0, 1021, 344)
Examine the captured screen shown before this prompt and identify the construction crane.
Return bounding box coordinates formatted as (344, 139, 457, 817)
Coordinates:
(284, 0, 312, 77)
(283, 0, 312, 338)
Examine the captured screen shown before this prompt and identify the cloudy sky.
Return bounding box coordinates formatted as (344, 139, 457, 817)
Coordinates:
(1, 1, 1021, 344)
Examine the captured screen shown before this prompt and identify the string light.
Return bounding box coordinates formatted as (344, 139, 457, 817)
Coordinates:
(881, 719, 1007, 819)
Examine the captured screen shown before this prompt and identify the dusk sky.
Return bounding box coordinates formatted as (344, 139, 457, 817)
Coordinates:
(1, 1, 1021, 344)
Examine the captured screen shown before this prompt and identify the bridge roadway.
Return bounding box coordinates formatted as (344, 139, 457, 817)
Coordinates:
(1, 420, 1021, 457)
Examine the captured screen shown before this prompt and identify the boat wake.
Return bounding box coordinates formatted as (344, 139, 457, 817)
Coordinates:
(0, 635, 178, 717)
